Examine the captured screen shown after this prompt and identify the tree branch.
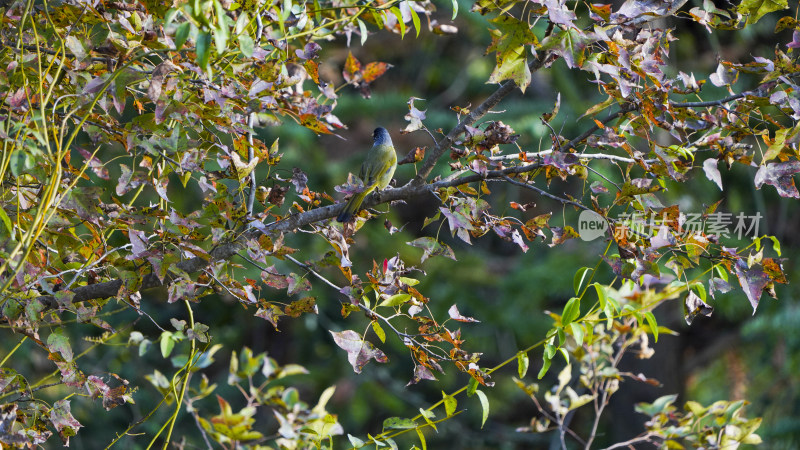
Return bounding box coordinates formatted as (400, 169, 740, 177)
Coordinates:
(35, 160, 549, 309)
(415, 55, 547, 181)
(34, 62, 781, 311)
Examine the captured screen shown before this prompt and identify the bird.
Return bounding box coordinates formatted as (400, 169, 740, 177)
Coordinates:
(337, 127, 397, 223)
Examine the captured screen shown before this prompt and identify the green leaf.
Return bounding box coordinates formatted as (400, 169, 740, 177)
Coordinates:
(767, 235, 781, 256)
(213, 24, 229, 55)
(723, 400, 746, 421)
(281, 0, 292, 21)
(685, 400, 707, 416)
(196, 31, 212, 70)
(212, 0, 229, 53)
(603, 300, 615, 329)
(409, 4, 421, 37)
(9, 150, 33, 177)
(47, 328, 73, 361)
(234, 11, 249, 34)
(160, 332, 175, 358)
(715, 264, 729, 282)
(466, 377, 478, 396)
(372, 321, 386, 343)
(561, 297, 580, 325)
(442, 391, 457, 416)
(399, 276, 420, 286)
(407, 237, 457, 262)
(635, 394, 678, 417)
(537, 355, 552, 379)
(391, 7, 406, 38)
(540, 27, 587, 69)
(691, 282, 707, 303)
(485, 16, 537, 92)
(174, 22, 191, 50)
(418, 407, 435, 420)
(475, 389, 489, 428)
(383, 417, 416, 430)
(592, 283, 607, 309)
(573, 267, 593, 295)
(517, 352, 529, 378)
(737, 0, 788, 25)
(313, 0, 322, 22)
(568, 322, 585, 347)
(379, 293, 411, 307)
(238, 34, 254, 57)
(644, 311, 658, 342)
(348, 434, 365, 448)
(566, 387, 594, 410)
(451, 0, 458, 19)
(0, 207, 12, 236)
(357, 18, 368, 45)
(558, 347, 569, 364)
(544, 342, 556, 359)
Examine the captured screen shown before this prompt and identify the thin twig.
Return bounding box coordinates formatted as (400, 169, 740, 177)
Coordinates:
(247, 113, 257, 216)
(600, 432, 658, 450)
(281, 254, 454, 361)
(502, 176, 590, 212)
(415, 55, 548, 180)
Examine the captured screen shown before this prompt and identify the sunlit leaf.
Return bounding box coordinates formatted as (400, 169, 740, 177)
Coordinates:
(330, 330, 389, 373)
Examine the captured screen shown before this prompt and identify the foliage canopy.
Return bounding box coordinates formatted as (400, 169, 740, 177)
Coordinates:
(0, 0, 799, 448)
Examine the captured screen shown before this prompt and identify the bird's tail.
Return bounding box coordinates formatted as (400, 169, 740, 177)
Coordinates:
(336, 189, 369, 222)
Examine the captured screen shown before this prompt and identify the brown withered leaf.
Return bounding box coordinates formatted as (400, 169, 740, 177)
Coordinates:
(267, 185, 288, 206)
(762, 258, 787, 284)
(362, 62, 391, 83)
(289, 167, 308, 193)
(732, 259, 772, 314)
(510, 201, 535, 211)
(146, 60, 182, 102)
(754, 161, 800, 198)
(684, 291, 713, 325)
(342, 52, 362, 83)
(384, 219, 400, 234)
(284, 297, 317, 317)
(478, 121, 520, 147)
(549, 225, 579, 247)
(398, 146, 426, 165)
(406, 365, 437, 386)
(255, 304, 283, 330)
(50, 400, 82, 446)
(330, 330, 388, 374)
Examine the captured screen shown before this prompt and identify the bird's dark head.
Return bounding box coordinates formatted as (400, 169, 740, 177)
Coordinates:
(372, 127, 392, 146)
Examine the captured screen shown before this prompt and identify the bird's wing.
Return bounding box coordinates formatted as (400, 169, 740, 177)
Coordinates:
(361, 144, 395, 187)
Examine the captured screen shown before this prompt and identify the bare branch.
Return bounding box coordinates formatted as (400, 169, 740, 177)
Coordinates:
(415, 56, 547, 181)
(600, 432, 658, 450)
